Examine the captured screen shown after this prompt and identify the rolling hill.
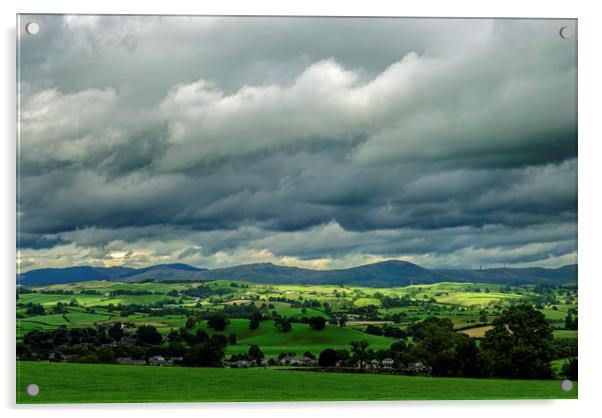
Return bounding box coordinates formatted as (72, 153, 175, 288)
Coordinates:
(17, 263, 206, 286)
(17, 260, 577, 287)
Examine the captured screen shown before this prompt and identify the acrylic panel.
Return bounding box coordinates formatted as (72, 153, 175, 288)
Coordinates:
(16, 15, 578, 403)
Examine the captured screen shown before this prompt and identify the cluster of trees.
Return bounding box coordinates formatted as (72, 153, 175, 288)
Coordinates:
(182, 285, 235, 298)
(405, 305, 558, 378)
(39, 289, 75, 295)
(564, 313, 578, 330)
(101, 301, 203, 317)
(16, 287, 37, 295)
(20, 300, 80, 316)
(228, 344, 265, 365)
(271, 315, 327, 332)
(372, 293, 419, 309)
(17, 303, 575, 380)
(313, 305, 572, 380)
(17, 322, 238, 366)
(80, 289, 102, 295)
(274, 317, 292, 332)
(109, 289, 156, 296)
(365, 324, 407, 338)
(23, 303, 45, 315)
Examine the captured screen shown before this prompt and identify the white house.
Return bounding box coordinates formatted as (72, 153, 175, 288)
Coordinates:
(381, 358, 394, 368)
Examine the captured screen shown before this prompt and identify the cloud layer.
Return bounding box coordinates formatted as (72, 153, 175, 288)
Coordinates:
(17, 16, 577, 271)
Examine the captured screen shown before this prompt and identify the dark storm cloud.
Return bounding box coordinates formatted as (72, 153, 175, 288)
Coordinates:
(17, 15, 577, 270)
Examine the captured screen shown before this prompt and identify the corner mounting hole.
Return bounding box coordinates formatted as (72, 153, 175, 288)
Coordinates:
(559, 26, 571, 40)
(26, 383, 39, 396)
(560, 379, 573, 392)
(25, 22, 40, 35)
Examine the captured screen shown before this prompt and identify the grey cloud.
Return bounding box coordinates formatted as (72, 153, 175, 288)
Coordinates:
(17, 16, 577, 270)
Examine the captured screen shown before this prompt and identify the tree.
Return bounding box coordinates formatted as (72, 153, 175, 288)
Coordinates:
(350, 341, 370, 368)
(52, 302, 68, 314)
(365, 325, 383, 335)
(228, 333, 237, 345)
(26, 304, 45, 315)
(135, 325, 163, 345)
(275, 317, 292, 333)
(108, 323, 125, 342)
(183, 339, 226, 367)
(564, 313, 577, 330)
(410, 317, 461, 377)
(336, 349, 350, 362)
(481, 304, 554, 379)
(308, 316, 326, 331)
(194, 328, 209, 344)
(390, 340, 407, 353)
(562, 358, 578, 381)
(207, 314, 229, 331)
(318, 348, 338, 367)
(166, 341, 187, 357)
(248, 344, 264, 362)
(249, 316, 260, 330)
(454, 334, 481, 377)
(479, 312, 488, 323)
(185, 317, 197, 329)
(97, 347, 115, 363)
(211, 334, 228, 347)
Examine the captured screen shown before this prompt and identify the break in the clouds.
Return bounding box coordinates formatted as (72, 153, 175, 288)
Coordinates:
(17, 15, 577, 271)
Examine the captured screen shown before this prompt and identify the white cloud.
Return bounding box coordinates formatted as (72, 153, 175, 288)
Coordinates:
(156, 31, 575, 171)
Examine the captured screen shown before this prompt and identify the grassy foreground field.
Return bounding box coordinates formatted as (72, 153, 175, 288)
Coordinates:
(16, 361, 577, 403)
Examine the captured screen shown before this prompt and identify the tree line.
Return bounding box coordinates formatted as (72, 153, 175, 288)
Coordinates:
(17, 304, 576, 380)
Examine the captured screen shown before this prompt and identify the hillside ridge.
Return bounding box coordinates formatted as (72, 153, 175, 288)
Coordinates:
(17, 260, 577, 287)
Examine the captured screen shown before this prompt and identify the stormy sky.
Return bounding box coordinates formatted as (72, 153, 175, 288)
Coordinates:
(17, 15, 577, 272)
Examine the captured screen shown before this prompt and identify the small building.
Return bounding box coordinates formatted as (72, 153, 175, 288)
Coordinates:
(234, 360, 253, 368)
(279, 356, 298, 366)
(381, 358, 394, 369)
(407, 361, 431, 375)
(149, 355, 168, 366)
(116, 357, 146, 365)
(408, 361, 424, 370)
(48, 352, 64, 361)
(299, 356, 318, 366)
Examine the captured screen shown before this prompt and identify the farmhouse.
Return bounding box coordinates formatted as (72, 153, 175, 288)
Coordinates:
(298, 356, 317, 366)
(223, 358, 269, 368)
(148, 355, 168, 366)
(279, 355, 297, 365)
(381, 358, 394, 369)
(408, 361, 424, 370)
(228, 360, 247, 368)
(116, 357, 146, 365)
(148, 356, 181, 366)
(278, 355, 317, 366)
(406, 361, 431, 375)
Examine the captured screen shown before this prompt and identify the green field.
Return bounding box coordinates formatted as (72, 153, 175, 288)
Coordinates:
(435, 292, 521, 306)
(17, 279, 578, 403)
(193, 319, 396, 356)
(16, 361, 577, 403)
(553, 330, 578, 339)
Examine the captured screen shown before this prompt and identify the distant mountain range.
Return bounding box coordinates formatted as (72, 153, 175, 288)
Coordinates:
(17, 260, 577, 287)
